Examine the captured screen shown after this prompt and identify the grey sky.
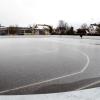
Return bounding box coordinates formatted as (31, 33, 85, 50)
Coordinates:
(0, 0, 100, 28)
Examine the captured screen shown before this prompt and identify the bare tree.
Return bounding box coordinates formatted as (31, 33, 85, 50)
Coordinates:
(96, 26, 100, 34)
(8, 25, 18, 35)
(67, 26, 75, 35)
(81, 23, 88, 29)
(58, 20, 65, 28)
(57, 20, 70, 35)
(90, 23, 100, 35)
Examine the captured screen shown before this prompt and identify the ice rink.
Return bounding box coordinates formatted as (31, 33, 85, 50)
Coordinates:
(0, 35, 100, 95)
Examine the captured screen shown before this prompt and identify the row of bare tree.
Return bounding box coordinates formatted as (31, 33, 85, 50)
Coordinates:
(53, 20, 100, 35)
(0, 20, 100, 35)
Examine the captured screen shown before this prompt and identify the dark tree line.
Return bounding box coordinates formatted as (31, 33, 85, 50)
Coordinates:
(1, 21, 100, 36)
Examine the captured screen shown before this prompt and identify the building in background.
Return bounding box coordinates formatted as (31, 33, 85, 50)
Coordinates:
(0, 25, 7, 35)
(0, 26, 32, 35)
(32, 24, 52, 35)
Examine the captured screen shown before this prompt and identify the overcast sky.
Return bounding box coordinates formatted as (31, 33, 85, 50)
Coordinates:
(0, 0, 100, 28)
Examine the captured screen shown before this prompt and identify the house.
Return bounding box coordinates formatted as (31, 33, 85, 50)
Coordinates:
(0, 26, 8, 35)
(32, 24, 52, 35)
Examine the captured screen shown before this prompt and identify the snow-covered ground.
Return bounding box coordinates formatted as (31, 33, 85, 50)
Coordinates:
(0, 87, 100, 100)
